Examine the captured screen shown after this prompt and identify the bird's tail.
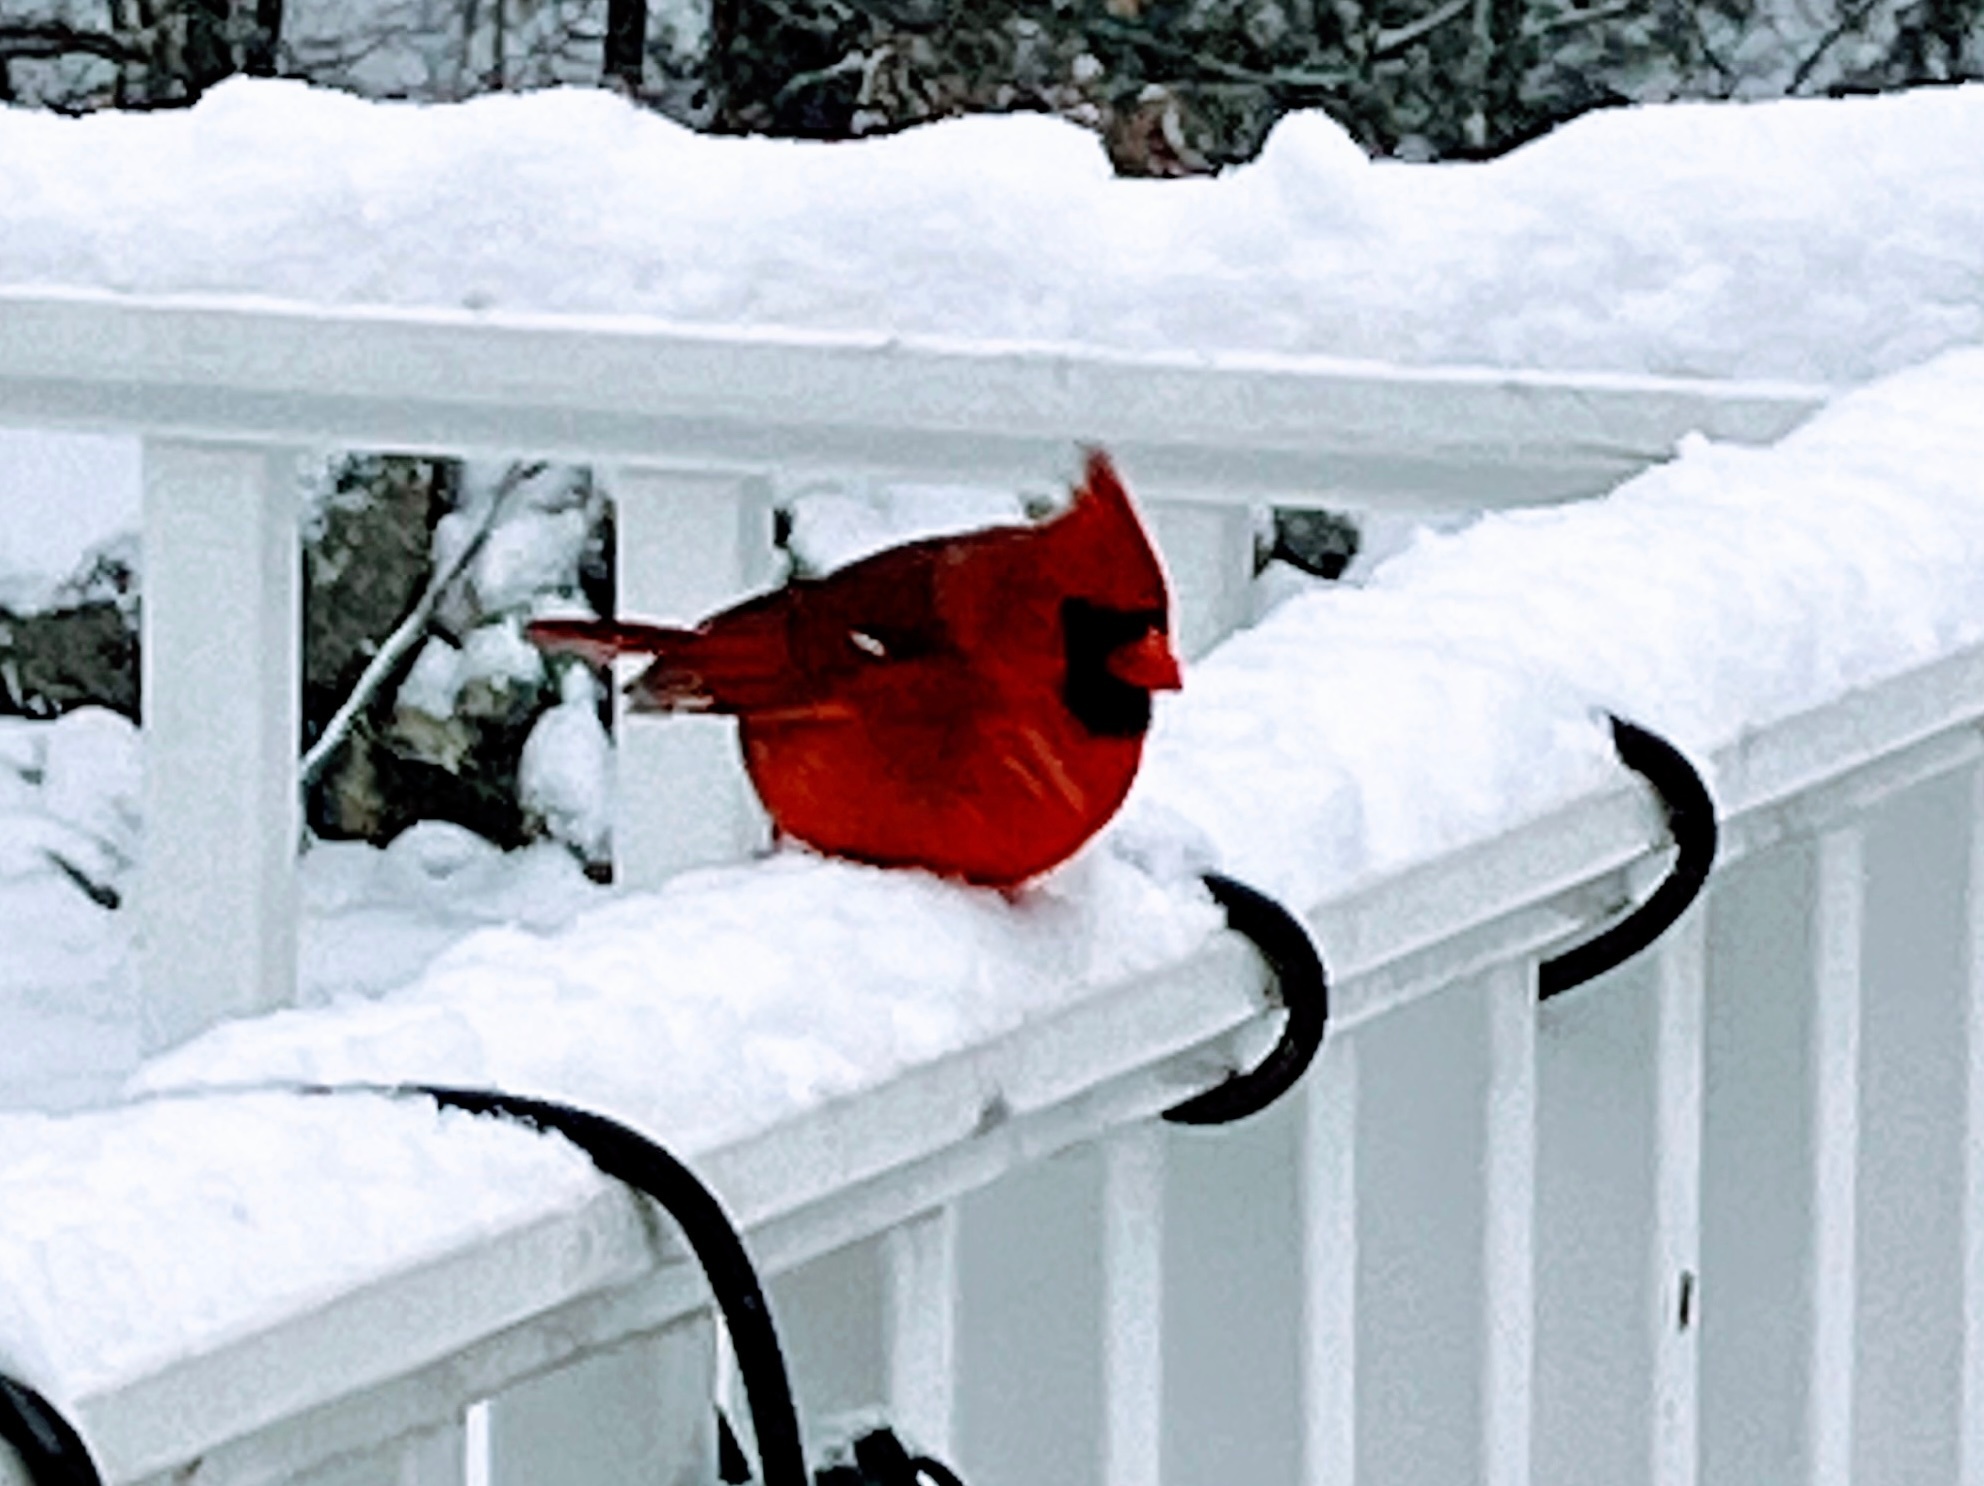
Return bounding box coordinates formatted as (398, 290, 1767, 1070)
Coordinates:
(525, 617, 714, 712)
(526, 617, 696, 667)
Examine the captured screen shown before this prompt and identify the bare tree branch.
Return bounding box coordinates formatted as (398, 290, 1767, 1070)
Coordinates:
(773, 46, 865, 103)
(1523, 0, 1644, 39)
(0, 21, 145, 65)
(1789, 0, 1889, 90)
(299, 460, 545, 792)
(1087, 15, 1354, 89)
(1375, 0, 1474, 58)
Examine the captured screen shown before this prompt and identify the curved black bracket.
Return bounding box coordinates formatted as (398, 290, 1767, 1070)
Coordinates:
(402, 1085, 814, 1486)
(1537, 715, 1717, 1001)
(816, 1426, 971, 1485)
(0, 1372, 103, 1486)
(1163, 873, 1330, 1127)
(1, 1081, 966, 1486)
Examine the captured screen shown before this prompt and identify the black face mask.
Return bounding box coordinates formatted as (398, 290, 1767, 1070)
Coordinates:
(1061, 598, 1167, 739)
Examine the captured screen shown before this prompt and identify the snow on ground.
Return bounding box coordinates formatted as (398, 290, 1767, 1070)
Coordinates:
(2, 78, 1982, 384)
(0, 714, 139, 1113)
(0, 344, 1980, 1401)
(0, 762, 606, 1113)
(0, 430, 138, 613)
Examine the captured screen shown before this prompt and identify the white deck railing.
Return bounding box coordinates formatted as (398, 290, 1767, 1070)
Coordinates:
(10, 289, 1974, 1486)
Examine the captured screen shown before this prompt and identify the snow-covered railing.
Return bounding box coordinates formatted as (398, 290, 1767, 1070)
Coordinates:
(0, 286, 1827, 1053)
(10, 284, 1980, 1486)
(24, 630, 1984, 1486)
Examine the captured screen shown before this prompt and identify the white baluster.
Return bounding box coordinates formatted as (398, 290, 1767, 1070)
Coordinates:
(883, 1207, 960, 1463)
(1966, 765, 1984, 1486)
(1143, 501, 1255, 661)
(1299, 1035, 1358, 1486)
(1806, 824, 1863, 1486)
(1698, 842, 1825, 1485)
(1482, 962, 1537, 1486)
(1099, 1123, 1165, 1486)
(1650, 907, 1707, 1486)
(140, 437, 298, 1052)
(464, 1400, 491, 1486)
(1356, 982, 1495, 1482)
(394, 1423, 468, 1486)
(287, 1421, 465, 1486)
(608, 466, 778, 888)
(484, 1319, 715, 1486)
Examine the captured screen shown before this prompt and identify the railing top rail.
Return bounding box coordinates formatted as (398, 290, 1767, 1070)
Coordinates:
(43, 630, 1984, 1483)
(0, 288, 1828, 508)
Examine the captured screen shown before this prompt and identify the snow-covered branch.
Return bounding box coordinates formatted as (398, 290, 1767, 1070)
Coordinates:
(298, 459, 545, 791)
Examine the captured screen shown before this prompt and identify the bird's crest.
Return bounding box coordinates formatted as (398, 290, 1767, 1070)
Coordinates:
(1057, 448, 1172, 618)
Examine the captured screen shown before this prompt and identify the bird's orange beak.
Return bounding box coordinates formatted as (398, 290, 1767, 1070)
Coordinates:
(1107, 629, 1184, 692)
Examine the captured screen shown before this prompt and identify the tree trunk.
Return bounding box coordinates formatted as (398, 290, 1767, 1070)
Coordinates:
(604, 0, 645, 90)
(245, 0, 283, 75)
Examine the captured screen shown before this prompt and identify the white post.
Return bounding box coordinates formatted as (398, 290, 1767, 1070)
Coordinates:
(1650, 906, 1707, 1486)
(883, 1207, 960, 1463)
(485, 1320, 716, 1486)
(1299, 1035, 1358, 1486)
(289, 1422, 465, 1486)
(1144, 501, 1255, 661)
(1482, 962, 1537, 1486)
(394, 1423, 468, 1486)
(609, 466, 779, 888)
(140, 437, 298, 1053)
(1806, 824, 1863, 1486)
(1099, 1123, 1165, 1486)
(1961, 766, 1984, 1486)
(465, 1400, 491, 1486)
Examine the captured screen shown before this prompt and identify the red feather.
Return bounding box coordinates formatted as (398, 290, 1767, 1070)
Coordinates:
(528, 449, 1182, 886)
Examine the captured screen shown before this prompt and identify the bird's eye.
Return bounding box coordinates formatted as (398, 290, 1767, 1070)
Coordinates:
(849, 630, 888, 659)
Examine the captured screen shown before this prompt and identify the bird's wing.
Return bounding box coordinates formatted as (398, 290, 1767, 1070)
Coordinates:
(530, 518, 1053, 719)
(631, 587, 810, 713)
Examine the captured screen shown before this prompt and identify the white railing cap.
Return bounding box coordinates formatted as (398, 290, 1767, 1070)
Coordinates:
(0, 289, 1826, 508)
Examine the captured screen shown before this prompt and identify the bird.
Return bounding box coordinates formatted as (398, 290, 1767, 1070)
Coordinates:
(526, 449, 1182, 887)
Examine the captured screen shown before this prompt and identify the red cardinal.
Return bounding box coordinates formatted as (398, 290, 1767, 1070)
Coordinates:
(527, 450, 1182, 886)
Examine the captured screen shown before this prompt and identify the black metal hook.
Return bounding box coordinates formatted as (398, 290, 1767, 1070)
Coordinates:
(1163, 873, 1330, 1127)
(1, 1080, 968, 1486)
(1537, 714, 1717, 1001)
(815, 1425, 970, 1486)
(0, 1372, 102, 1486)
(403, 1088, 975, 1486)
(402, 1085, 813, 1486)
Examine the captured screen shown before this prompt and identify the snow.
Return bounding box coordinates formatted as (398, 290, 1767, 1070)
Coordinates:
(468, 506, 592, 616)
(395, 635, 468, 719)
(0, 78, 1982, 1420)
(0, 431, 138, 614)
(779, 480, 1035, 577)
(0, 736, 603, 1113)
(461, 616, 548, 695)
(37, 709, 141, 876)
(0, 1090, 601, 1396)
(1, 78, 1981, 384)
(1148, 346, 1984, 912)
(518, 665, 612, 862)
(295, 823, 601, 1008)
